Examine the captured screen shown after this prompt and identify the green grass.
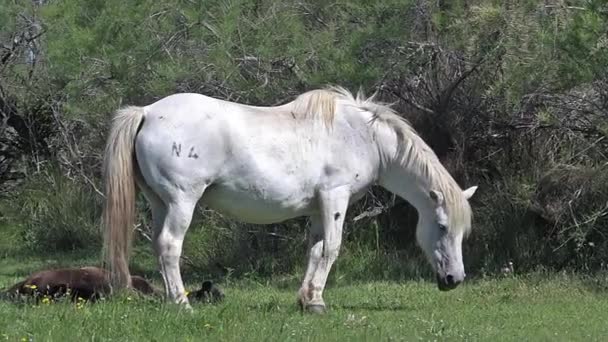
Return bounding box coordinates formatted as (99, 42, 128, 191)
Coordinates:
(2, 256, 608, 341)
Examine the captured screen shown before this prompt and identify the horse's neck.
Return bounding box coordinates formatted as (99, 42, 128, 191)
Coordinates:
(380, 163, 435, 216)
(374, 123, 435, 217)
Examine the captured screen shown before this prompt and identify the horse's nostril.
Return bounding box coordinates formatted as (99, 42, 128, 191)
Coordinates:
(446, 274, 455, 285)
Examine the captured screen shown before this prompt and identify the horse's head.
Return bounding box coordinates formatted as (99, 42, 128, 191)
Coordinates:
(416, 186, 477, 291)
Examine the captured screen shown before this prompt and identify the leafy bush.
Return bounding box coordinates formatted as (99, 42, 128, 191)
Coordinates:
(2, 168, 103, 252)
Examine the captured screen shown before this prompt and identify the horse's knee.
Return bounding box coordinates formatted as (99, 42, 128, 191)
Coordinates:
(309, 241, 323, 261)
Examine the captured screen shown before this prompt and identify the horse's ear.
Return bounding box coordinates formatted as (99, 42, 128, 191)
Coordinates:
(462, 186, 478, 200)
(429, 190, 444, 206)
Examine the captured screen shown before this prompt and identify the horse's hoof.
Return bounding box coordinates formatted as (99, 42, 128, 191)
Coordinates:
(305, 304, 326, 314)
(182, 303, 194, 313)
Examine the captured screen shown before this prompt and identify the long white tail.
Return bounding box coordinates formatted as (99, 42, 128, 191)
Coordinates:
(102, 106, 145, 290)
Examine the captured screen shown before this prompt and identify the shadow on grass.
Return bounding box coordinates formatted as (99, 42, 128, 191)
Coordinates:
(336, 303, 413, 312)
(240, 300, 414, 314)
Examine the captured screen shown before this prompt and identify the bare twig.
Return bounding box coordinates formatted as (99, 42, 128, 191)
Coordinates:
(389, 88, 435, 115)
(246, 230, 293, 241)
(352, 206, 384, 222)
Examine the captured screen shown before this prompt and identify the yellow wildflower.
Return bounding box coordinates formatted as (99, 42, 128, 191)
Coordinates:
(75, 297, 86, 309)
(185, 290, 190, 296)
(41, 296, 51, 305)
(25, 284, 37, 290)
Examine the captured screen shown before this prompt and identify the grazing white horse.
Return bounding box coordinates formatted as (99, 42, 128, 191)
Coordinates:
(102, 86, 477, 313)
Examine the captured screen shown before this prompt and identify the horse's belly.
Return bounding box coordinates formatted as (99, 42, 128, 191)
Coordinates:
(201, 184, 316, 224)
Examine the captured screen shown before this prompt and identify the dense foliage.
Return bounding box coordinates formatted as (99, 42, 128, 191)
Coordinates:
(1, 0, 606, 279)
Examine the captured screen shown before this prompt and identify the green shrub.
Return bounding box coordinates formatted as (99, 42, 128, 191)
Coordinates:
(3, 168, 103, 252)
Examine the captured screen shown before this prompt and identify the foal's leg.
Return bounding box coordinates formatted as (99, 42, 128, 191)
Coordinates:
(305, 186, 350, 313)
(153, 198, 198, 308)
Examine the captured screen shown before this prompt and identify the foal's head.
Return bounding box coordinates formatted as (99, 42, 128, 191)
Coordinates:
(416, 186, 477, 291)
(130, 275, 158, 295)
(188, 281, 225, 303)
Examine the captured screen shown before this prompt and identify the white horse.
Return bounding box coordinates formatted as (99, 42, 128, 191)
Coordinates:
(102, 86, 477, 313)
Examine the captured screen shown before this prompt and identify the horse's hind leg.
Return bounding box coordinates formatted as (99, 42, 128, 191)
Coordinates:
(137, 178, 198, 307)
(153, 198, 198, 307)
(143, 194, 168, 294)
(136, 159, 210, 309)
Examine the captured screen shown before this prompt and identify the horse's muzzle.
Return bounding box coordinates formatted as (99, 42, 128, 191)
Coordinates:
(436, 273, 463, 291)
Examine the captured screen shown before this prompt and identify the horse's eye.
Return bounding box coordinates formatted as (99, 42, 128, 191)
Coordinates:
(438, 224, 448, 232)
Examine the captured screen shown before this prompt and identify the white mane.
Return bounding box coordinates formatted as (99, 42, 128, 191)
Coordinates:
(290, 86, 472, 233)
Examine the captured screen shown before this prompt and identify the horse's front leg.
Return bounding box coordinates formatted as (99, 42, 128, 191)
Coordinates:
(302, 186, 350, 314)
(152, 199, 197, 309)
(298, 215, 323, 309)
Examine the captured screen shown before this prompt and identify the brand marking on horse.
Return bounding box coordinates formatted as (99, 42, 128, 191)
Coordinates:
(172, 142, 181, 157)
(188, 147, 199, 159)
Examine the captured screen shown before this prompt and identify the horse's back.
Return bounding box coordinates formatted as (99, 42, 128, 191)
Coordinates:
(134, 91, 381, 223)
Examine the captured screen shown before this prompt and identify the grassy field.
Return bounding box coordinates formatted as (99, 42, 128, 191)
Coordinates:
(2, 255, 608, 341)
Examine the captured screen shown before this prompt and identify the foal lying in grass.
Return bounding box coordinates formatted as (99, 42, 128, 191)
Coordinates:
(1, 266, 224, 304)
